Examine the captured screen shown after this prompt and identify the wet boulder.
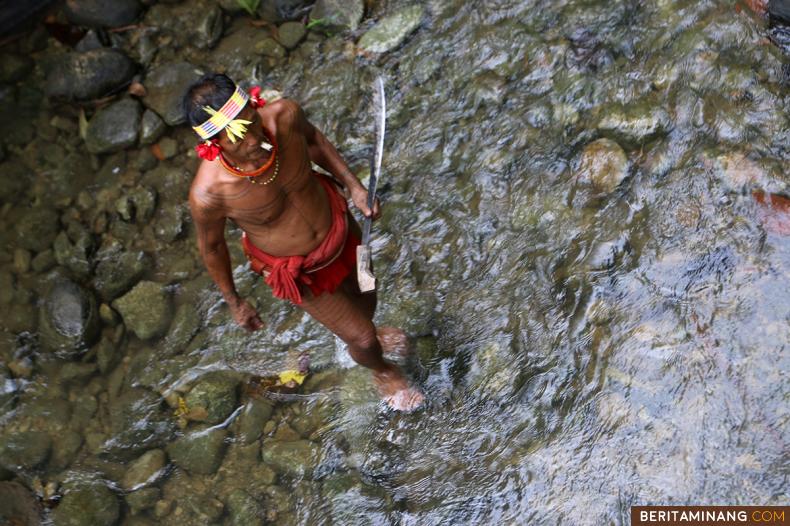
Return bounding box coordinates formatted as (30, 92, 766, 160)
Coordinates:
(184, 372, 240, 425)
(63, 0, 143, 28)
(46, 49, 136, 101)
(0, 431, 51, 471)
(51, 477, 119, 526)
(113, 280, 173, 340)
(596, 102, 671, 145)
(277, 21, 306, 50)
(0, 481, 43, 525)
(105, 387, 176, 459)
(236, 399, 274, 444)
(143, 0, 223, 50)
(142, 62, 204, 126)
(38, 279, 100, 358)
(53, 229, 94, 279)
(210, 27, 269, 81)
(770, 0, 790, 23)
(166, 426, 227, 475)
(225, 489, 265, 526)
(93, 250, 152, 302)
(15, 207, 59, 253)
(575, 138, 629, 193)
(261, 439, 320, 478)
(163, 303, 201, 356)
(85, 98, 141, 154)
(358, 5, 425, 53)
(310, 0, 364, 31)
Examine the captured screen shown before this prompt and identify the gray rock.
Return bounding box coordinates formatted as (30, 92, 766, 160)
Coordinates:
(0, 53, 34, 84)
(39, 279, 100, 357)
(112, 280, 173, 340)
(255, 37, 286, 59)
(0, 431, 51, 471)
(64, 0, 142, 28)
(16, 208, 59, 253)
(31, 250, 56, 273)
(85, 98, 141, 154)
(771, 0, 790, 23)
(277, 22, 306, 49)
(575, 138, 629, 193)
(143, 0, 224, 50)
(0, 161, 29, 203)
(310, 0, 364, 31)
(51, 478, 119, 526)
(59, 362, 98, 383)
(163, 303, 201, 355)
(358, 5, 424, 53)
(154, 204, 186, 242)
(155, 137, 179, 159)
(116, 186, 157, 223)
(261, 439, 320, 478)
(184, 373, 240, 425)
(93, 250, 152, 301)
(237, 399, 274, 444)
(210, 26, 271, 80)
(53, 230, 93, 278)
(125, 487, 161, 515)
(166, 426, 227, 475)
(139, 110, 166, 145)
(226, 489, 264, 526)
(121, 449, 167, 490)
(142, 62, 204, 126)
(259, 0, 314, 22)
(46, 49, 136, 101)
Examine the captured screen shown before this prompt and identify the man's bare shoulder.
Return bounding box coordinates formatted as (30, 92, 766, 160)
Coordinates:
(189, 160, 226, 217)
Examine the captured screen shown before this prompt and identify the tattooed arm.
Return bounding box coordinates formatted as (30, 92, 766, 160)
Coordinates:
(189, 186, 263, 331)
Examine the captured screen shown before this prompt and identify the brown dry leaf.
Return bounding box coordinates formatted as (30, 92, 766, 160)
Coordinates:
(128, 81, 147, 98)
(150, 143, 165, 161)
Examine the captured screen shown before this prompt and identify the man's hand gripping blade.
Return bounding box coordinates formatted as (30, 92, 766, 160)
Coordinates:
(357, 76, 385, 294)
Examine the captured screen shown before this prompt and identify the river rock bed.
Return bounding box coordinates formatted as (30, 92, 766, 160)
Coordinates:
(0, 0, 788, 525)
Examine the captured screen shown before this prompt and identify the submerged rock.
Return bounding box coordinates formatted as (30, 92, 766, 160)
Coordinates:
(236, 399, 274, 444)
(261, 439, 320, 478)
(310, 0, 364, 31)
(39, 279, 100, 357)
(575, 138, 629, 193)
(140, 109, 166, 145)
(105, 388, 176, 459)
(358, 5, 424, 53)
(63, 0, 143, 28)
(51, 478, 119, 526)
(226, 489, 265, 526)
(112, 280, 173, 340)
(0, 481, 43, 525)
(93, 250, 152, 301)
(125, 487, 160, 515)
(16, 207, 59, 253)
(85, 98, 141, 154)
(277, 21, 306, 49)
(121, 449, 167, 491)
(184, 373, 240, 425)
(46, 49, 136, 101)
(166, 426, 227, 475)
(143, 62, 204, 126)
(597, 102, 671, 145)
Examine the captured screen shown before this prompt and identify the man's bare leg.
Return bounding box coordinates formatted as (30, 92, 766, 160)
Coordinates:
(298, 277, 424, 410)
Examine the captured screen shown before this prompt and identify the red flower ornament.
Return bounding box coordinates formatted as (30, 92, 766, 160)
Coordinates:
(196, 139, 221, 161)
(249, 86, 266, 108)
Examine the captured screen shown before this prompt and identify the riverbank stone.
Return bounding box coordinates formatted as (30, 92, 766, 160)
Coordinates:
(63, 0, 143, 28)
(261, 439, 320, 478)
(143, 62, 204, 126)
(16, 207, 59, 253)
(121, 449, 167, 490)
(358, 5, 424, 53)
(310, 0, 364, 31)
(0, 431, 51, 471)
(575, 138, 629, 193)
(39, 279, 100, 357)
(51, 478, 119, 526)
(277, 22, 306, 49)
(112, 280, 173, 340)
(93, 250, 152, 301)
(46, 49, 136, 101)
(167, 426, 227, 475)
(184, 373, 240, 425)
(85, 98, 141, 154)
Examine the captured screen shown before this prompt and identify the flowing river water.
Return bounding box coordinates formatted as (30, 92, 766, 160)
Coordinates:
(0, 0, 788, 524)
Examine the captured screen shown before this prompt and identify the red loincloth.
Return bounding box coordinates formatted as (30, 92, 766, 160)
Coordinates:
(241, 172, 359, 304)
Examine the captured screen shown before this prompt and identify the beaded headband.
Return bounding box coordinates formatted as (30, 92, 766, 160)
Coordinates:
(192, 85, 251, 142)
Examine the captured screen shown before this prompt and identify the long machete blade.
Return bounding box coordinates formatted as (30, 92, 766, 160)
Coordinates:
(356, 76, 386, 293)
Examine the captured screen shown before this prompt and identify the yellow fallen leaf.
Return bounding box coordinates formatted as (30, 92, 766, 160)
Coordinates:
(277, 370, 306, 386)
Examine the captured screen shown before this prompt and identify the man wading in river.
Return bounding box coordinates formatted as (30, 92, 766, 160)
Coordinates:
(183, 74, 424, 411)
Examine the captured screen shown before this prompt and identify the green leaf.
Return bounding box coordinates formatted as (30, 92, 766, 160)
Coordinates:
(306, 17, 327, 30)
(235, 0, 260, 16)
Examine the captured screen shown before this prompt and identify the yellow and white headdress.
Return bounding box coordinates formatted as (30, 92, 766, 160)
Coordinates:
(192, 85, 251, 143)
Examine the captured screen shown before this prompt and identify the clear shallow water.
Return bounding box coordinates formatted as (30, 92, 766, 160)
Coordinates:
(0, 0, 788, 524)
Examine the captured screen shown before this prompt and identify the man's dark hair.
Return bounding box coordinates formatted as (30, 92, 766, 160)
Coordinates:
(183, 73, 237, 127)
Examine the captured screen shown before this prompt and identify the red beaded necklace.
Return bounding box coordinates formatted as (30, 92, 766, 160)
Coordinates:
(218, 128, 279, 184)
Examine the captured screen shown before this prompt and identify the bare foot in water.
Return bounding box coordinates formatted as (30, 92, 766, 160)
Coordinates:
(373, 363, 424, 411)
(376, 326, 411, 357)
